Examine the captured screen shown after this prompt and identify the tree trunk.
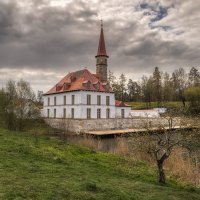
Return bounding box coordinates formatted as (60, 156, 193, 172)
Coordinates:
(157, 159, 166, 184)
(182, 96, 186, 107)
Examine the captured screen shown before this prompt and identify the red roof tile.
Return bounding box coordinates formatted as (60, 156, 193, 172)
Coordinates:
(45, 69, 113, 95)
(115, 100, 131, 107)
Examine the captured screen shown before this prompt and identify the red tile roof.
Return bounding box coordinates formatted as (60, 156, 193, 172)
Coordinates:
(115, 100, 131, 107)
(45, 69, 113, 95)
(96, 25, 108, 57)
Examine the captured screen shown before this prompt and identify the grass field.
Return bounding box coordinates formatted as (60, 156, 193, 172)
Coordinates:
(126, 101, 185, 110)
(0, 128, 200, 200)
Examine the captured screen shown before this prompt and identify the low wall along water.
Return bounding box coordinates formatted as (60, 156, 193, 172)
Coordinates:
(44, 117, 180, 133)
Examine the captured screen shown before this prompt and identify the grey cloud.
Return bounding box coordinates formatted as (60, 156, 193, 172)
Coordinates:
(0, 1, 22, 42)
(0, 0, 200, 92)
(122, 37, 189, 58)
(0, 0, 98, 70)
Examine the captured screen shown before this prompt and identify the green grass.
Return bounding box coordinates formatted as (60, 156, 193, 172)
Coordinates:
(126, 101, 185, 110)
(0, 128, 200, 200)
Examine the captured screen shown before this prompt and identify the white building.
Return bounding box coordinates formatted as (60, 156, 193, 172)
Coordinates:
(43, 23, 131, 119)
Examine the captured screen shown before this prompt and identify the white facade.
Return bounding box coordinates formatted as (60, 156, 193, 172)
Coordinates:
(116, 107, 131, 118)
(43, 90, 132, 119)
(130, 108, 167, 118)
(43, 90, 131, 119)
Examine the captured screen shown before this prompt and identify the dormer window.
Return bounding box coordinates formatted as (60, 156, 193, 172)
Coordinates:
(83, 80, 91, 90)
(70, 76, 76, 82)
(93, 81, 100, 91)
(96, 82, 100, 90)
(56, 84, 62, 91)
(102, 83, 110, 91)
(64, 83, 70, 90)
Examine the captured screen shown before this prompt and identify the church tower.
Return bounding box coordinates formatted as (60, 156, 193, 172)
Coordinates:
(95, 21, 109, 82)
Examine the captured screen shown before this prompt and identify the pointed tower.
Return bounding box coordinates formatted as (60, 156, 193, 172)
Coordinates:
(95, 21, 109, 82)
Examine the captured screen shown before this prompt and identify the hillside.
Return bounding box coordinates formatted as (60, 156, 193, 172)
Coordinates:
(0, 128, 200, 200)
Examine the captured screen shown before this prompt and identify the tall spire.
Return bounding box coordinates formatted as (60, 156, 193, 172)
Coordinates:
(96, 20, 108, 58)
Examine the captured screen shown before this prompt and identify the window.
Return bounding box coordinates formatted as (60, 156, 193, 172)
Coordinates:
(54, 109, 56, 118)
(72, 95, 75, 105)
(106, 96, 110, 106)
(47, 97, 50, 106)
(106, 108, 110, 119)
(63, 108, 66, 118)
(54, 97, 56, 106)
(87, 94, 91, 105)
(97, 108, 101, 119)
(97, 95, 101, 105)
(47, 109, 50, 118)
(87, 108, 91, 119)
(121, 109, 125, 118)
(64, 96, 66, 105)
(71, 108, 74, 119)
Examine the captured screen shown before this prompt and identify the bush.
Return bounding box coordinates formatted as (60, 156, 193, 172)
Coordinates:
(184, 86, 200, 107)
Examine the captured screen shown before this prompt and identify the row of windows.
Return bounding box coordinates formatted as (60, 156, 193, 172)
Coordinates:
(47, 95, 110, 106)
(47, 108, 116, 119)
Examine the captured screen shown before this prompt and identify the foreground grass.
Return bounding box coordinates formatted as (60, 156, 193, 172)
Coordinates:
(0, 128, 199, 200)
(127, 101, 185, 110)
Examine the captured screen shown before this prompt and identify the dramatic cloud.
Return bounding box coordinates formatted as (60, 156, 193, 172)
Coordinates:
(0, 0, 199, 92)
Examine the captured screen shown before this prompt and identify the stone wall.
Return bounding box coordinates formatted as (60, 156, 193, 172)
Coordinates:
(44, 117, 180, 133)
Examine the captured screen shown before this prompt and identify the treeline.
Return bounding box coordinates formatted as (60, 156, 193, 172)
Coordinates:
(109, 67, 200, 110)
(0, 80, 40, 131)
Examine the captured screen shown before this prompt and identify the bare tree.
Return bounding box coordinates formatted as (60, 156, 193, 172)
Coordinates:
(1, 79, 39, 130)
(136, 117, 183, 184)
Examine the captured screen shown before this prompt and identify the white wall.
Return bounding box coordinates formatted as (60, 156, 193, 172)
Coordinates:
(130, 110, 160, 118)
(45, 117, 180, 132)
(115, 107, 131, 118)
(43, 91, 116, 119)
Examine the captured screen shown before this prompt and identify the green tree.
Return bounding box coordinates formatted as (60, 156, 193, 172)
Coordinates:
(152, 67, 162, 107)
(119, 74, 127, 102)
(184, 86, 200, 108)
(141, 76, 154, 107)
(171, 68, 187, 107)
(107, 70, 116, 87)
(127, 79, 141, 102)
(188, 67, 200, 87)
(162, 72, 173, 102)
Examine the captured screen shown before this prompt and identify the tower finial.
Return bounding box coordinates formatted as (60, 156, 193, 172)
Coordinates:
(101, 19, 103, 28)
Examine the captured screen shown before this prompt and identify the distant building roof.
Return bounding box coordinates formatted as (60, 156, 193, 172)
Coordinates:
(45, 69, 113, 95)
(115, 100, 131, 107)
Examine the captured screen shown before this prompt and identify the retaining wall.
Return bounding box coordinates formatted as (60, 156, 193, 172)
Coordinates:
(44, 117, 180, 133)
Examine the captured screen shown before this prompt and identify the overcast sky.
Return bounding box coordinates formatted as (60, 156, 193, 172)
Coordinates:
(0, 0, 200, 93)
